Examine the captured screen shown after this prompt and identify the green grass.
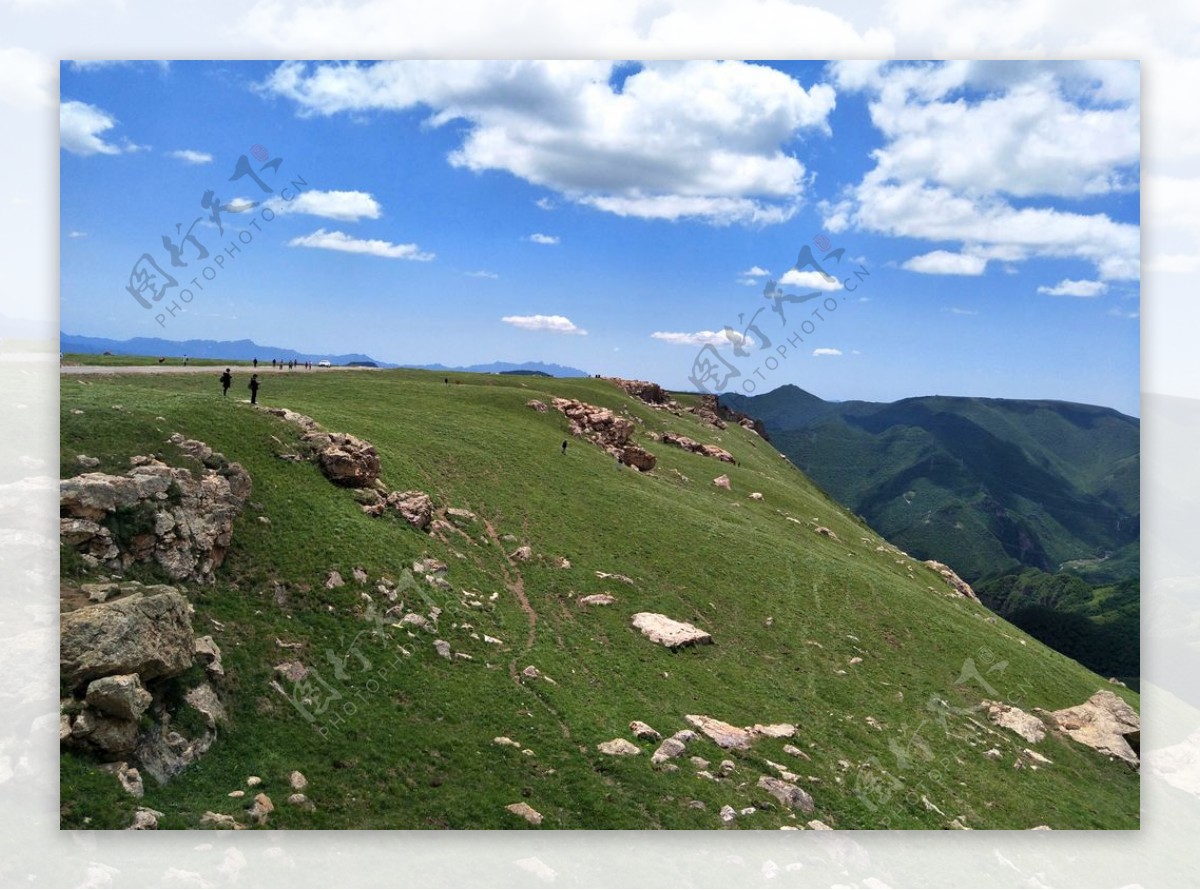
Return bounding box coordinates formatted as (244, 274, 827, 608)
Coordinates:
(59, 369, 1140, 829)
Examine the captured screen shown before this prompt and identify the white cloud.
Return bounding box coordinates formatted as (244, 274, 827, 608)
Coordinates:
(66, 230, 87, 239)
(947, 307, 979, 316)
(812, 347, 843, 357)
(262, 60, 836, 225)
(267, 189, 382, 222)
(502, 314, 586, 335)
(779, 268, 843, 290)
(1037, 278, 1109, 297)
(822, 61, 1141, 281)
(168, 149, 213, 165)
(287, 228, 434, 260)
(652, 330, 733, 348)
(741, 266, 771, 277)
(535, 197, 556, 210)
(60, 100, 132, 156)
(528, 233, 559, 245)
(0, 48, 53, 108)
(902, 250, 988, 276)
(466, 270, 498, 279)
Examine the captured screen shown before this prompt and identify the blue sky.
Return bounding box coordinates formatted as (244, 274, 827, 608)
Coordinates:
(60, 60, 1140, 415)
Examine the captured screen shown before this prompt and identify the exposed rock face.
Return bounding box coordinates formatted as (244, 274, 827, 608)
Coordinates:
(661, 433, 735, 463)
(597, 738, 641, 756)
(1047, 690, 1140, 767)
(59, 443, 250, 582)
(85, 674, 153, 721)
(610, 378, 674, 406)
(373, 490, 433, 530)
(923, 560, 980, 602)
(306, 432, 381, 488)
(61, 590, 195, 688)
(619, 444, 658, 472)
(685, 715, 755, 750)
(551, 398, 658, 468)
(70, 708, 139, 755)
(984, 701, 1047, 744)
(756, 775, 815, 813)
(631, 613, 713, 649)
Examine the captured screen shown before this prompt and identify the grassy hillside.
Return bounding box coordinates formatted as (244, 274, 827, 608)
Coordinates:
(59, 369, 1139, 829)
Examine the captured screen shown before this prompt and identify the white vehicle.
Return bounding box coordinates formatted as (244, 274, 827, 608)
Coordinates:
(317, 360, 332, 368)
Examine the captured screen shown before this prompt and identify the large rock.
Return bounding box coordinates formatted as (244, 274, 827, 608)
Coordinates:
(661, 433, 735, 464)
(631, 613, 713, 649)
(61, 590, 195, 688)
(84, 674, 152, 721)
(984, 701, 1046, 744)
(551, 398, 638, 456)
(756, 775, 815, 813)
(610, 378, 674, 406)
(310, 432, 381, 488)
(685, 715, 755, 750)
(59, 445, 250, 582)
(619, 445, 658, 472)
(70, 707, 139, 755)
(597, 738, 641, 756)
(381, 490, 433, 530)
(1046, 690, 1140, 767)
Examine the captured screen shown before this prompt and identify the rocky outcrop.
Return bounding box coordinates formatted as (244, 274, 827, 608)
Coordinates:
(923, 560, 980, 602)
(1046, 690, 1140, 767)
(362, 490, 433, 529)
(308, 432, 381, 488)
(618, 444, 658, 471)
(84, 674, 153, 721)
(631, 613, 713, 649)
(661, 433, 735, 464)
(610, 378, 675, 406)
(984, 701, 1046, 744)
(551, 397, 658, 471)
(59, 440, 250, 582)
(61, 590, 195, 688)
(686, 715, 755, 750)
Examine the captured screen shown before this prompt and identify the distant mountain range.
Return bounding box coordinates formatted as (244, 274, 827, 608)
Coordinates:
(722, 384, 1140, 584)
(59, 333, 589, 377)
(722, 384, 1141, 682)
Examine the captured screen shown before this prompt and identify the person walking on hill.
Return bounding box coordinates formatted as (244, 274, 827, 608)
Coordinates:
(219, 368, 232, 397)
(561, 439, 568, 455)
(249, 374, 260, 405)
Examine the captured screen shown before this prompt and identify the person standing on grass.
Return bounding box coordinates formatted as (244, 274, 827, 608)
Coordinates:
(249, 374, 260, 405)
(219, 368, 232, 397)
(253, 357, 258, 368)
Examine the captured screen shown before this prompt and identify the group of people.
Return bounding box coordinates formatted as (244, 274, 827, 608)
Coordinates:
(267, 358, 311, 370)
(219, 368, 260, 404)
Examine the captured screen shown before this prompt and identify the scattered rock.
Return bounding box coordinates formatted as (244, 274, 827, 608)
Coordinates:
(610, 378, 674, 406)
(289, 770, 308, 790)
(493, 737, 521, 748)
(311, 432, 380, 488)
(509, 545, 533, 562)
(595, 571, 635, 585)
(526, 400, 548, 413)
(433, 640, 452, 660)
(578, 593, 616, 606)
(720, 760, 736, 774)
(757, 775, 815, 813)
(246, 793, 274, 825)
(77, 455, 101, 468)
(370, 490, 434, 530)
(807, 819, 832, 830)
(814, 526, 839, 541)
(983, 748, 1002, 760)
(228, 790, 245, 798)
(275, 661, 309, 683)
(127, 807, 163, 830)
(661, 432, 735, 463)
(632, 613, 713, 649)
(685, 715, 755, 750)
(193, 635, 224, 678)
(288, 793, 315, 811)
(1046, 690, 1140, 767)
(750, 723, 796, 739)
(712, 474, 732, 490)
(200, 811, 243, 830)
(984, 701, 1047, 744)
(506, 802, 543, 826)
(849, 657, 863, 665)
(719, 804, 737, 823)
(352, 567, 368, 584)
(325, 570, 345, 589)
(629, 720, 661, 741)
(597, 738, 641, 756)
(1023, 748, 1054, 765)
(247, 776, 262, 787)
(618, 444, 658, 471)
(748, 492, 763, 501)
(651, 737, 688, 765)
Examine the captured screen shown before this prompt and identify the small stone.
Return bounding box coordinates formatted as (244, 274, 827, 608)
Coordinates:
(712, 474, 731, 490)
(782, 744, 810, 761)
(434, 640, 452, 659)
(750, 723, 796, 739)
(506, 802, 543, 825)
(77, 455, 101, 468)
(289, 770, 308, 790)
(690, 756, 710, 769)
(688, 800, 707, 810)
(247, 793, 274, 825)
(720, 760, 736, 774)
(228, 790, 245, 798)
(627, 720, 661, 742)
(983, 748, 1002, 760)
(807, 819, 832, 830)
(849, 656, 863, 665)
(493, 736, 521, 748)
(740, 807, 756, 816)
(748, 492, 763, 501)
(719, 805, 737, 823)
(578, 593, 615, 606)
(127, 807, 163, 830)
(651, 737, 688, 765)
(288, 793, 315, 810)
(597, 738, 641, 756)
(509, 545, 533, 562)
(325, 570, 345, 589)
(200, 811, 243, 830)
(757, 775, 815, 813)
